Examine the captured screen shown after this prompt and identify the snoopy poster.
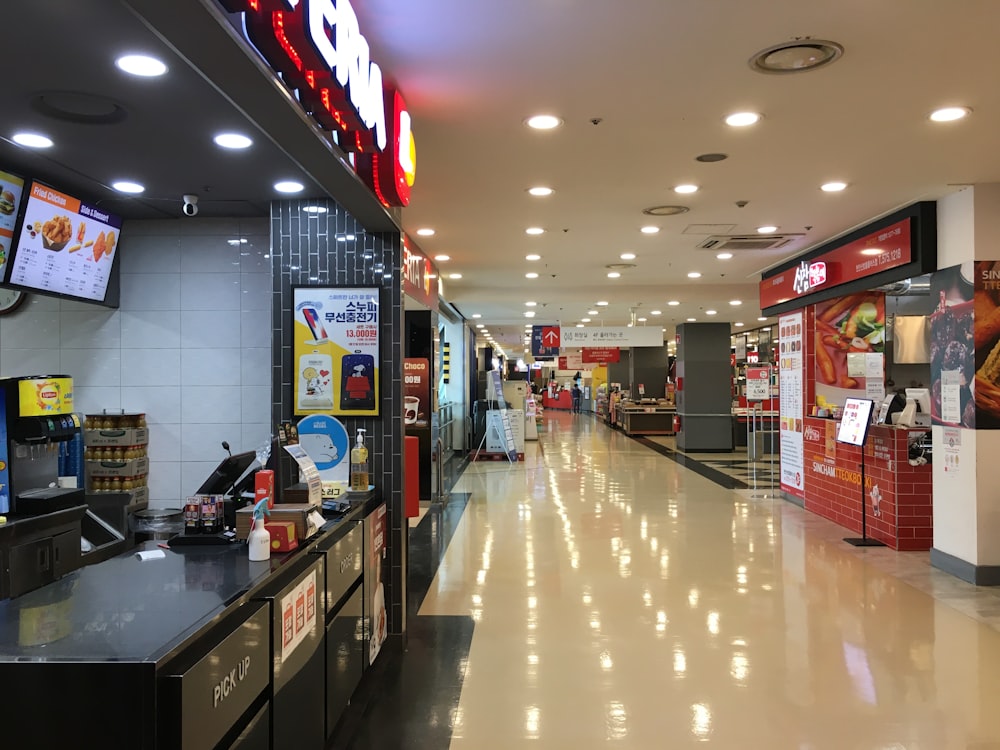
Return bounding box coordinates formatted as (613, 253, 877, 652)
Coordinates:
(293, 287, 380, 416)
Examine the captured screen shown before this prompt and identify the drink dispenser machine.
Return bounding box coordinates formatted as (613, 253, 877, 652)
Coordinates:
(0, 375, 85, 515)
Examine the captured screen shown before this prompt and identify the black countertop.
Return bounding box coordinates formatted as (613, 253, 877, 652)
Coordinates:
(0, 501, 371, 663)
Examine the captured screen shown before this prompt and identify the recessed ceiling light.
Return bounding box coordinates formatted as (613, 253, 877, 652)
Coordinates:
(525, 254, 541, 261)
(597, 301, 609, 306)
(860, 248, 882, 256)
(668, 300, 680, 306)
(706, 310, 717, 316)
(416, 228, 435, 236)
(12, 132, 53, 149)
(716, 252, 733, 260)
(581, 318, 591, 323)
(687, 317, 697, 322)
(472, 314, 482, 319)
(757, 225, 778, 234)
(476, 324, 484, 329)
(674, 184, 699, 194)
(448, 273, 462, 279)
(695, 153, 728, 163)
(576, 323, 585, 328)
(525, 301, 537, 307)
(525, 311, 536, 318)
(735, 322, 744, 327)
(687, 271, 702, 279)
(725, 112, 762, 127)
(641, 226, 660, 234)
(929, 106, 971, 122)
(758, 317, 767, 321)
(821, 181, 847, 192)
(112, 180, 144, 194)
(730, 300, 742, 306)
(620, 252, 636, 260)
(525, 114, 562, 130)
(526, 272, 539, 279)
(528, 186, 553, 196)
(638, 317, 647, 322)
(274, 180, 304, 193)
(214, 132, 253, 149)
(526, 227, 545, 235)
(588, 310, 598, 315)
(607, 272, 621, 279)
(651, 310, 662, 315)
(115, 54, 168, 77)
(302, 205, 328, 214)
(750, 40, 843, 74)
(482, 329, 490, 334)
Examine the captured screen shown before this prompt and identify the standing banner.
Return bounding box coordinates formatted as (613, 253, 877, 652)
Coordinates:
(779, 312, 805, 498)
(293, 287, 380, 416)
(369, 503, 388, 664)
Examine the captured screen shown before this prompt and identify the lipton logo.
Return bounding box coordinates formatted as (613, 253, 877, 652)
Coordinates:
(40, 389, 57, 400)
(804, 426, 822, 442)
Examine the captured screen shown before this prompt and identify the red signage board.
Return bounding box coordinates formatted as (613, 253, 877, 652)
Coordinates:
(401, 237, 438, 309)
(759, 218, 912, 309)
(221, 0, 415, 207)
(541, 326, 561, 348)
(582, 347, 620, 363)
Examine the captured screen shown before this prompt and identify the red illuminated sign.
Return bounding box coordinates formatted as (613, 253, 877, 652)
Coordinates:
(582, 347, 620, 364)
(760, 218, 911, 309)
(401, 236, 438, 309)
(221, 0, 415, 207)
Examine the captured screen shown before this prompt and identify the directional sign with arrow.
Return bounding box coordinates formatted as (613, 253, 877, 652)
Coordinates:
(531, 325, 561, 357)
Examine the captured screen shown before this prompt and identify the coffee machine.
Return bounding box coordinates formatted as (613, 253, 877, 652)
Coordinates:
(0, 375, 85, 516)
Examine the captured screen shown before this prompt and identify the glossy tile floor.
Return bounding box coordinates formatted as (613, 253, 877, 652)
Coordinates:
(358, 411, 1000, 749)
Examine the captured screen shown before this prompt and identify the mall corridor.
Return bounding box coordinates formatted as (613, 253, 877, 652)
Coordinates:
(354, 411, 1000, 749)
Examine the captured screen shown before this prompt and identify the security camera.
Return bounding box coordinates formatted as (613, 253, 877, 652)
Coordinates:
(182, 194, 199, 217)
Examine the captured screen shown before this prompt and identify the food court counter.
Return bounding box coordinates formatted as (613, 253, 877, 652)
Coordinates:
(802, 417, 932, 550)
(542, 389, 573, 410)
(0, 495, 384, 749)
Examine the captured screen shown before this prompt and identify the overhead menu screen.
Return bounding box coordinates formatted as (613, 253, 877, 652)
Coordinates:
(8, 181, 122, 303)
(0, 168, 27, 279)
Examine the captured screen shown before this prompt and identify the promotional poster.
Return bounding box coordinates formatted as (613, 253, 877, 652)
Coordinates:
(0, 168, 26, 276)
(814, 292, 885, 406)
(929, 263, 974, 427)
(293, 287, 380, 416)
(403, 358, 430, 427)
(778, 312, 805, 497)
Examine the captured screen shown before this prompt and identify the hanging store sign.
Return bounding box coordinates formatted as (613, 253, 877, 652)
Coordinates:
(222, 0, 415, 206)
(561, 327, 663, 347)
(401, 237, 438, 309)
(531, 325, 560, 357)
(582, 347, 620, 364)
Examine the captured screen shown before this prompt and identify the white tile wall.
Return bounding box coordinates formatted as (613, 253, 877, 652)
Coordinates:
(0, 217, 271, 508)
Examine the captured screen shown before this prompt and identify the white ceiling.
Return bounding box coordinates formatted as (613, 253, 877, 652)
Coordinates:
(354, 0, 1000, 353)
(3, 0, 998, 361)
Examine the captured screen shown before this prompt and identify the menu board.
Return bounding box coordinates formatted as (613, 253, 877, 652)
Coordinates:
(778, 312, 805, 497)
(0, 168, 27, 278)
(836, 398, 875, 447)
(7, 181, 121, 303)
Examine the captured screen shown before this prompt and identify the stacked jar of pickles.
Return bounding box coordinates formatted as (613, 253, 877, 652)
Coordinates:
(84, 412, 150, 500)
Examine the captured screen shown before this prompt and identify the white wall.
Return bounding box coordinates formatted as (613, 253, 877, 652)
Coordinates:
(0, 218, 271, 508)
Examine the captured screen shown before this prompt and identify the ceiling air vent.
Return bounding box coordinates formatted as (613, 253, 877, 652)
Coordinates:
(697, 233, 804, 251)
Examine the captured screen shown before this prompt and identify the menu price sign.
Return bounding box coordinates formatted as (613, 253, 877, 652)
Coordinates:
(293, 287, 380, 416)
(745, 366, 770, 401)
(778, 312, 805, 495)
(0, 168, 26, 277)
(10, 182, 121, 302)
(836, 398, 875, 447)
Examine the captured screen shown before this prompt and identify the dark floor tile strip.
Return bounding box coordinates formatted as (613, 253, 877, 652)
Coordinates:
(339, 494, 475, 750)
(632, 436, 751, 490)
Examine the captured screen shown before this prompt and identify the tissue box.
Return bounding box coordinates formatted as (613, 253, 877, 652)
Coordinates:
(266, 521, 298, 552)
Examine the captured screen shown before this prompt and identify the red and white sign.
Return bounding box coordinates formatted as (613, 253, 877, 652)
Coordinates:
(541, 326, 561, 348)
(401, 237, 438, 308)
(223, 0, 416, 207)
(558, 352, 584, 371)
(582, 347, 620, 363)
(745, 367, 770, 401)
(760, 218, 912, 309)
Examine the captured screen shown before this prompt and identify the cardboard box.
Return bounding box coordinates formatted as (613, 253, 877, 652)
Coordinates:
(85, 427, 149, 447)
(86, 456, 150, 478)
(265, 521, 299, 552)
(235, 503, 314, 540)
